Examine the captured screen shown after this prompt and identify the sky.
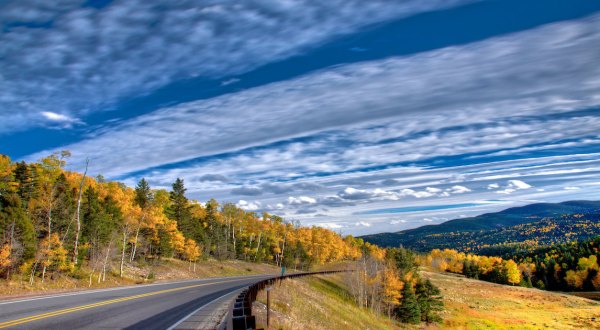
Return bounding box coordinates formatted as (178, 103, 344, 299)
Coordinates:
(1, 0, 600, 236)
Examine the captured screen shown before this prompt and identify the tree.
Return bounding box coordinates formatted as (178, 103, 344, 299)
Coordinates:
(504, 260, 521, 285)
(131, 178, 152, 262)
(416, 279, 443, 323)
(396, 283, 421, 324)
(73, 159, 89, 264)
(382, 267, 404, 317)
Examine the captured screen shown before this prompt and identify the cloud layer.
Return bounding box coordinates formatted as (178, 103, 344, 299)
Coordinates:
(6, 4, 600, 235)
(0, 0, 475, 133)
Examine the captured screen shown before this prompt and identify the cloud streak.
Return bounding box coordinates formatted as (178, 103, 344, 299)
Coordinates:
(0, 0, 475, 134)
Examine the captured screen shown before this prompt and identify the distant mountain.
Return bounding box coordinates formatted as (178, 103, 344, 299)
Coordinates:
(360, 200, 600, 252)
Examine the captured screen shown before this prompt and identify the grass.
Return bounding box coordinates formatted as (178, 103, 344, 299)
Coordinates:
(0, 258, 280, 298)
(252, 274, 403, 330)
(252, 270, 600, 330)
(423, 271, 600, 329)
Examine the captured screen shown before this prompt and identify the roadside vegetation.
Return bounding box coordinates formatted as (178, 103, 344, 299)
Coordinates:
(0, 152, 365, 290)
(253, 274, 403, 330)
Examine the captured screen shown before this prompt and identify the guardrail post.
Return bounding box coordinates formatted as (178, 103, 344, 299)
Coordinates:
(266, 287, 272, 329)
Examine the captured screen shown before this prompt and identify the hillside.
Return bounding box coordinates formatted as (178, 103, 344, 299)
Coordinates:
(252, 274, 403, 329)
(251, 271, 600, 329)
(361, 200, 600, 251)
(423, 270, 600, 329)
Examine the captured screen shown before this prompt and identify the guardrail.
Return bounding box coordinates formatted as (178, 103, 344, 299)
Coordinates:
(221, 270, 350, 330)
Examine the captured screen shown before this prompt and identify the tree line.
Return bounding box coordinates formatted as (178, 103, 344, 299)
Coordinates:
(0, 152, 364, 283)
(424, 237, 600, 291)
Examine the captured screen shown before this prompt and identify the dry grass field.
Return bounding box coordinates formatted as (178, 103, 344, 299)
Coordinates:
(423, 271, 600, 329)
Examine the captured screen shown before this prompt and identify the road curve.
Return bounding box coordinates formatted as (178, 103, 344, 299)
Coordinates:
(0, 275, 274, 329)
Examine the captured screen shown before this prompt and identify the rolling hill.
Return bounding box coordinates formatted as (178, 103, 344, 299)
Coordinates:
(360, 200, 600, 252)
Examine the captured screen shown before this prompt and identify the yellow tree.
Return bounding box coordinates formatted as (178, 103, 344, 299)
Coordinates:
(107, 182, 141, 277)
(382, 267, 404, 317)
(565, 270, 584, 289)
(0, 245, 11, 276)
(504, 260, 521, 285)
(37, 233, 72, 282)
(184, 238, 201, 272)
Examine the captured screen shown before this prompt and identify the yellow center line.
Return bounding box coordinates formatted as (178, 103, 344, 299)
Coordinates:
(0, 278, 245, 329)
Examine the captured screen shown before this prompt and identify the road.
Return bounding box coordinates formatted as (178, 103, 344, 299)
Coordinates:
(0, 275, 273, 329)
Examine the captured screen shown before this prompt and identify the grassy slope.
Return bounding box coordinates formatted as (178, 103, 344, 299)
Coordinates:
(0, 258, 280, 298)
(252, 274, 402, 330)
(424, 271, 600, 329)
(252, 270, 600, 330)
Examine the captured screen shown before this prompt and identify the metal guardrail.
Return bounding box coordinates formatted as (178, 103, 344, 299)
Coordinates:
(222, 270, 350, 330)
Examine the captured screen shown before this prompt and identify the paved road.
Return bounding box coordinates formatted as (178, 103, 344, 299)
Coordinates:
(0, 275, 273, 329)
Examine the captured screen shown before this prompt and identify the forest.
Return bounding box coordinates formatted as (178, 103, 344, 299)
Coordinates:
(415, 214, 600, 255)
(425, 235, 600, 292)
(0, 152, 442, 325)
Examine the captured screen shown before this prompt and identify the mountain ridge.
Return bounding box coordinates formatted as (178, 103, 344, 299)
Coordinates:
(360, 200, 600, 249)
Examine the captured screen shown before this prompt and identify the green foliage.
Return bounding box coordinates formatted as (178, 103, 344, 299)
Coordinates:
(387, 247, 417, 273)
(396, 284, 421, 324)
(416, 279, 443, 323)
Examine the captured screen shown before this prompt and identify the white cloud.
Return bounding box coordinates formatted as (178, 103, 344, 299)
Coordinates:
(447, 185, 471, 194)
(236, 199, 262, 211)
(564, 186, 581, 190)
(507, 180, 532, 190)
(496, 179, 532, 194)
(487, 183, 500, 189)
(315, 222, 344, 229)
(40, 111, 74, 122)
(287, 196, 317, 205)
(355, 221, 372, 227)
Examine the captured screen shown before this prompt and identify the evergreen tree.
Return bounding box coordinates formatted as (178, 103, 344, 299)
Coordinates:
(416, 279, 443, 323)
(0, 194, 36, 262)
(134, 178, 152, 209)
(396, 283, 421, 324)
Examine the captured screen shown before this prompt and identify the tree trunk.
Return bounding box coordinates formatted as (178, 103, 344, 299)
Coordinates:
(254, 232, 262, 262)
(102, 245, 111, 282)
(232, 226, 236, 259)
(29, 261, 38, 285)
(120, 225, 129, 278)
(73, 159, 89, 265)
(130, 219, 142, 262)
(280, 234, 286, 267)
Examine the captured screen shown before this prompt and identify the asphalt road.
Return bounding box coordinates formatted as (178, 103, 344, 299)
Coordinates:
(0, 275, 273, 329)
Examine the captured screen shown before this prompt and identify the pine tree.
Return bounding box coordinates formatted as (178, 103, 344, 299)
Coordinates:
(134, 179, 152, 210)
(416, 279, 443, 323)
(396, 283, 421, 324)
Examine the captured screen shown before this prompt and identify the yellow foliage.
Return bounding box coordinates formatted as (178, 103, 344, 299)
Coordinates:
(504, 260, 521, 285)
(0, 244, 11, 269)
(382, 267, 404, 306)
(39, 233, 73, 272)
(565, 270, 585, 289)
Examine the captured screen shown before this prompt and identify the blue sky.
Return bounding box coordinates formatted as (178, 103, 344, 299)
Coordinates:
(1, 0, 600, 235)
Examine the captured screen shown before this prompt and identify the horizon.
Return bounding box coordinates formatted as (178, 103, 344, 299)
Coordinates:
(2, 0, 600, 235)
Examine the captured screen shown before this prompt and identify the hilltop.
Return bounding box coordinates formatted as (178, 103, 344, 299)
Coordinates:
(361, 200, 600, 252)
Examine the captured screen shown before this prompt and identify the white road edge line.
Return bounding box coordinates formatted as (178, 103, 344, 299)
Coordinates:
(166, 289, 243, 330)
(0, 274, 268, 305)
